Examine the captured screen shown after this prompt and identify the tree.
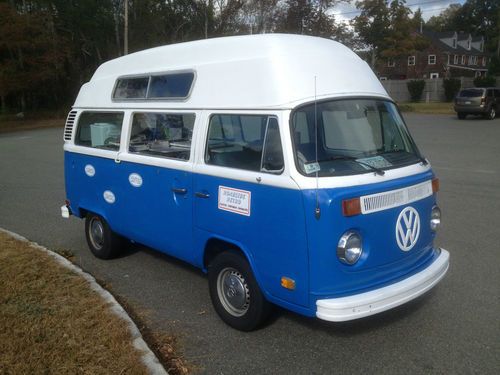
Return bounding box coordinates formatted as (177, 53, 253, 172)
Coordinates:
(352, 0, 390, 67)
(426, 3, 462, 32)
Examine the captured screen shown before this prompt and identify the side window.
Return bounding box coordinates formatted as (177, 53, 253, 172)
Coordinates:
(262, 118, 284, 173)
(486, 89, 493, 98)
(495, 89, 500, 98)
(129, 112, 195, 161)
(75, 112, 124, 150)
(206, 114, 283, 173)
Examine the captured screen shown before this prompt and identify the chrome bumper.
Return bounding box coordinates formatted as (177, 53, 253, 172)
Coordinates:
(316, 249, 450, 322)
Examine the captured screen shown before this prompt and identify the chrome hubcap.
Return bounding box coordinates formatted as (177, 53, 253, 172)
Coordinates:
(217, 267, 250, 317)
(89, 218, 104, 250)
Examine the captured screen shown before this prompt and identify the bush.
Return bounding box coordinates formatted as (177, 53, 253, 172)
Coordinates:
(443, 78, 461, 101)
(407, 80, 426, 102)
(474, 76, 496, 88)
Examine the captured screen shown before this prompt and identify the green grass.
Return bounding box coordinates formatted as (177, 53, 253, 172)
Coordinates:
(398, 102, 454, 115)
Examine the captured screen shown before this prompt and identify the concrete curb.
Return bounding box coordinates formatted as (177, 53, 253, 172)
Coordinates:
(0, 227, 168, 375)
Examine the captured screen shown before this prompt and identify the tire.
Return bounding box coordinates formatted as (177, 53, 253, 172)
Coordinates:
(84, 213, 123, 259)
(457, 112, 466, 119)
(487, 106, 496, 120)
(208, 252, 271, 331)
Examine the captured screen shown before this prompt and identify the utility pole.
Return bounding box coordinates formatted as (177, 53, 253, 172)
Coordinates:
(124, 0, 129, 55)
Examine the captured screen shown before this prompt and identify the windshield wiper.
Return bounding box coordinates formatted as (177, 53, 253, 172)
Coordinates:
(379, 149, 428, 166)
(315, 155, 385, 176)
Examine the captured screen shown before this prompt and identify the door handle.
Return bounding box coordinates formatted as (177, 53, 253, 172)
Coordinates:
(171, 188, 187, 195)
(195, 192, 210, 199)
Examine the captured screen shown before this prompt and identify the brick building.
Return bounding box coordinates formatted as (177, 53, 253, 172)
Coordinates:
(377, 30, 490, 80)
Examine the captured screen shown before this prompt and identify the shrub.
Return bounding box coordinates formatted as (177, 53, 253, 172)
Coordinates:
(474, 76, 496, 88)
(443, 78, 461, 101)
(407, 80, 426, 102)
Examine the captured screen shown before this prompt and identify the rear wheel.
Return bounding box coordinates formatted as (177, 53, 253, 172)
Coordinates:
(208, 252, 271, 331)
(487, 106, 496, 120)
(85, 213, 122, 259)
(457, 112, 466, 119)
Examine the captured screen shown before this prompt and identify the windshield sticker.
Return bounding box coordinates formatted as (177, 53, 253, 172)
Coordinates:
(356, 156, 392, 169)
(304, 162, 320, 175)
(218, 186, 251, 216)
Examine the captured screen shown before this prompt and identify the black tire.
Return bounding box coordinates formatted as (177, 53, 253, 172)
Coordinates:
(487, 106, 496, 120)
(457, 112, 466, 119)
(84, 213, 123, 259)
(208, 252, 271, 331)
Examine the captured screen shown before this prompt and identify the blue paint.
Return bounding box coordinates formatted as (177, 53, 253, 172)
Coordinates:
(65, 150, 441, 317)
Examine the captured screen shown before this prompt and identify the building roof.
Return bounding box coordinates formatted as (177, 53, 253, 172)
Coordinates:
(74, 34, 389, 110)
(422, 30, 486, 55)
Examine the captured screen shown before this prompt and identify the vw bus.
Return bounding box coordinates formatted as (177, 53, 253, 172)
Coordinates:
(62, 34, 449, 331)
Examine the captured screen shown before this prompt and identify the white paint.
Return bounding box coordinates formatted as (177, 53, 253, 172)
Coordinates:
(316, 248, 450, 322)
(128, 173, 143, 187)
(103, 190, 116, 204)
(73, 34, 389, 110)
(84, 164, 96, 177)
(218, 186, 251, 216)
(60, 205, 70, 219)
(395, 207, 421, 252)
(0, 227, 168, 375)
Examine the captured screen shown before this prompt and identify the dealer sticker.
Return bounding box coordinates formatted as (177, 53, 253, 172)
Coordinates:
(218, 186, 251, 216)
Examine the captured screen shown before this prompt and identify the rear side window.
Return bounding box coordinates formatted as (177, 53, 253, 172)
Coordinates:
(129, 112, 195, 161)
(206, 114, 284, 173)
(75, 112, 124, 150)
(113, 72, 194, 100)
(459, 89, 484, 97)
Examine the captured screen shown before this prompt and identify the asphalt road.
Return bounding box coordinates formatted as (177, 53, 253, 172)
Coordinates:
(1, 113, 499, 374)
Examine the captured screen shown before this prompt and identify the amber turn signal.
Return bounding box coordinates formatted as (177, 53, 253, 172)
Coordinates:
(281, 277, 296, 290)
(432, 178, 440, 193)
(342, 197, 361, 216)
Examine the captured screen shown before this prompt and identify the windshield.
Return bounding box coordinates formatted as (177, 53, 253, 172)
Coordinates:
(291, 99, 421, 177)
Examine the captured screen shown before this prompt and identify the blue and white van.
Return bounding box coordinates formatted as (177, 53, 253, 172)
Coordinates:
(62, 34, 449, 331)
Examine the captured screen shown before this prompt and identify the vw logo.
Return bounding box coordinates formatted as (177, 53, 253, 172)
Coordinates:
(395, 207, 420, 251)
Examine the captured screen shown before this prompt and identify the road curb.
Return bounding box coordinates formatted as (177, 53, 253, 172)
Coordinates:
(0, 227, 168, 375)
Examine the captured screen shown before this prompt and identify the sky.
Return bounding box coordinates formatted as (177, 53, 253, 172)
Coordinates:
(332, 0, 467, 24)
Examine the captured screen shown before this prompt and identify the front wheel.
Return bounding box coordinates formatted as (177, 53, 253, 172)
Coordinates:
(208, 252, 271, 331)
(85, 213, 123, 259)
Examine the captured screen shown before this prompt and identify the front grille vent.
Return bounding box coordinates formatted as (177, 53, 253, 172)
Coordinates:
(64, 111, 77, 141)
(360, 180, 432, 214)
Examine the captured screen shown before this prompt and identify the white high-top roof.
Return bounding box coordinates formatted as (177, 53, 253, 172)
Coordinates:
(74, 34, 389, 110)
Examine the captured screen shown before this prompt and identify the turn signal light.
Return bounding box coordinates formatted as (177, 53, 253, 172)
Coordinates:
(342, 197, 361, 216)
(281, 277, 296, 290)
(432, 178, 440, 193)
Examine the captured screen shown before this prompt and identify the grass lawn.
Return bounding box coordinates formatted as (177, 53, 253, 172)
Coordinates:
(0, 231, 190, 374)
(398, 102, 455, 115)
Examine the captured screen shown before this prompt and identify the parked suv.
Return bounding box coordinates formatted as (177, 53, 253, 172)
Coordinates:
(454, 87, 500, 120)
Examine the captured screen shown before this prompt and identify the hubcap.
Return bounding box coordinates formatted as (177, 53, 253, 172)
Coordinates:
(217, 267, 250, 317)
(491, 109, 496, 119)
(89, 217, 104, 250)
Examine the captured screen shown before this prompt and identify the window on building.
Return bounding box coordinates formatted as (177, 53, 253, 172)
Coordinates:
(482, 57, 487, 67)
(428, 55, 436, 65)
(206, 115, 284, 173)
(430, 73, 439, 79)
(454, 55, 458, 64)
(461, 55, 466, 65)
(387, 59, 395, 67)
(129, 112, 195, 161)
(75, 112, 124, 150)
(408, 56, 416, 66)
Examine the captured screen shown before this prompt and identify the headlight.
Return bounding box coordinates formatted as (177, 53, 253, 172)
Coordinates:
(337, 231, 363, 265)
(430, 206, 441, 231)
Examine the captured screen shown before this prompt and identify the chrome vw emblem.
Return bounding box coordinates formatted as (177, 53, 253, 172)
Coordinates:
(395, 207, 420, 251)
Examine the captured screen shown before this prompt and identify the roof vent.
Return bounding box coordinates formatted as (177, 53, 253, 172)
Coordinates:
(64, 110, 77, 141)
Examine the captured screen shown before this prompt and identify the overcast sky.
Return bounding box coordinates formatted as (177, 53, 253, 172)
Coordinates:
(332, 0, 467, 24)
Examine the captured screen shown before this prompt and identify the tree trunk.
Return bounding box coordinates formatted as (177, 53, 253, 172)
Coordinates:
(371, 48, 376, 69)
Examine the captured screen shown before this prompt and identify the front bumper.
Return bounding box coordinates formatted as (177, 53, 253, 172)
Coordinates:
(316, 248, 449, 322)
